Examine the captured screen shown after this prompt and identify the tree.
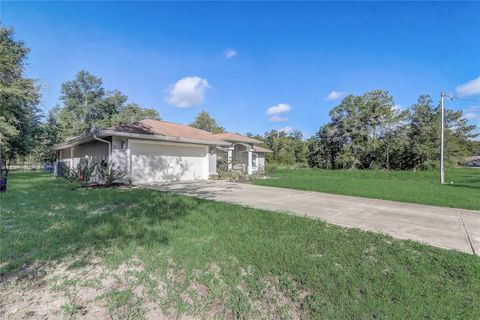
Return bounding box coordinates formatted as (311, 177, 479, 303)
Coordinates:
(58, 70, 113, 138)
(0, 26, 41, 174)
(443, 108, 478, 164)
(190, 111, 225, 133)
(308, 91, 478, 170)
(307, 124, 339, 169)
(262, 130, 308, 165)
(31, 106, 63, 163)
(324, 90, 405, 169)
(54, 71, 160, 140)
(289, 130, 308, 163)
(404, 95, 439, 170)
(109, 103, 160, 126)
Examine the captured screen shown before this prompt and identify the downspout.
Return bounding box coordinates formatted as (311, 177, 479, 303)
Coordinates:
(93, 135, 112, 164)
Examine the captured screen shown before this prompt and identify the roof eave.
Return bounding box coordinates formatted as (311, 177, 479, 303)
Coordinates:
(222, 138, 262, 144)
(53, 132, 109, 150)
(53, 130, 231, 150)
(103, 130, 230, 146)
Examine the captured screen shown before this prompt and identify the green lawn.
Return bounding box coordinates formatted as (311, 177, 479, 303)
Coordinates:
(1, 172, 479, 319)
(254, 167, 480, 210)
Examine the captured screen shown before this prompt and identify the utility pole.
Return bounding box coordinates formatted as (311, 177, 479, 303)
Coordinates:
(440, 92, 445, 184)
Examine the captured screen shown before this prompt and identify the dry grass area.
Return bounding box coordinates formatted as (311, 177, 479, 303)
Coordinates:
(1, 255, 309, 319)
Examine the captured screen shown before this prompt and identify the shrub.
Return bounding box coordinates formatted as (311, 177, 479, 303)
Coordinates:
(62, 161, 125, 188)
(95, 162, 125, 187)
(64, 161, 96, 187)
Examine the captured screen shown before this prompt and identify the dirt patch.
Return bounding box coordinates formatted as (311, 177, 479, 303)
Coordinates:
(1, 257, 125, 319)
(1, 258, 311, 320)
(247, 275, 310, 320)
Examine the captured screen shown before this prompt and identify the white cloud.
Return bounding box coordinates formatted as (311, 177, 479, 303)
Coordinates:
(463, 106, 480, 122)
(465, 112, 476, 120)
(325, 90, 345, 101)
(279, 126, 294, 134)
(165, 76, 210, 108)
(269, 115, 288, 122)
(224, 48, 237, 59)
(456, 76, 480, 97)
(266, 103, 291, 115)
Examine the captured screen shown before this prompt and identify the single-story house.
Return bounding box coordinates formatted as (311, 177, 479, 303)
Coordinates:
(53, 119, 272, 184)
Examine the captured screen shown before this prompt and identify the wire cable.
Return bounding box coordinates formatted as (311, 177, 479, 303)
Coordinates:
(451, 96, 480, 103)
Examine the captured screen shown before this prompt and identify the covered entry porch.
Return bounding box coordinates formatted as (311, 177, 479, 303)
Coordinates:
(218, 143, 261, 175)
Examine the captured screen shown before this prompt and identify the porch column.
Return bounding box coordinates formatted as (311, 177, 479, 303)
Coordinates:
(70, 147, 74, 169)
(247, 149, 253, 175)
(227, 148, 233, 170)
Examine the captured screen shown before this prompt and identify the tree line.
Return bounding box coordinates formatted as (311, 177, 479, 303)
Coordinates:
(250, 91, 478, 170)
(307, 91, 478, 170)
(1, 26, 478, 173)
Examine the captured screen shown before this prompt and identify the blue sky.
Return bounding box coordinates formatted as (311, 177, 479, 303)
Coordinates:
(2, 1, 480, 136)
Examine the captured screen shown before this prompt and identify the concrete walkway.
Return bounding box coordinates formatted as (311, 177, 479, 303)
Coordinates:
(145, 180, 480, 254)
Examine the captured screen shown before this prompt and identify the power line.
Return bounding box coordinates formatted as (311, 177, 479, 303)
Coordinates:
(450, 96, 480, 103)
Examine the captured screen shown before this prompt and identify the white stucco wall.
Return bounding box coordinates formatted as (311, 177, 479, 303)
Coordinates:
(58, 141, 109, 168)
(111, 136, 128, 173)
(208, 146, 217, 174)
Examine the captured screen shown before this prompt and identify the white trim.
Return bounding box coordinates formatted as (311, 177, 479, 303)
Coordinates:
(128, 139, 210, 149)
(231, 142, 252, 150)
(247, 150, 253, 175)
(105, 131, 229, 146)
(227, 149, 233, 170)
(126, 140, 132, 183)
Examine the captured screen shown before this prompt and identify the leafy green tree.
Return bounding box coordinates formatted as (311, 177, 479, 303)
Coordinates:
(31, 106, 63, 162)
(58, 70, 112, 137)
(262, 130, 307, 165)
(289, 130, 308, 163)
(190, 111, 225, 133)
(109, 103, 160, 126)
(245, 132, 264, 141)
(307, 124, 339, 169)
(404, 95, 439, 170)
(0, 26, 41, 173)
(443, 108, 478, 165)
(325, 90, 404, 169)
(54, 71, 160, 140)
(308, 92, 478, 170)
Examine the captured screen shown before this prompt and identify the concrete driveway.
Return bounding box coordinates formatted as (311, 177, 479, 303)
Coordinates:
(145, 180, 479, 254)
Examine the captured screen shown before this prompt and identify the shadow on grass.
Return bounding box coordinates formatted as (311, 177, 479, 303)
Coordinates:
(0, 172, 199, 276)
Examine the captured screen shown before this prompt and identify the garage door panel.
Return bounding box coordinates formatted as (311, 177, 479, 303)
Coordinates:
(130, 142, 207, 184)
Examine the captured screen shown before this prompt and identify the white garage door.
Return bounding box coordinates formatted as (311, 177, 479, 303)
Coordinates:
(130, 140, 208, 184)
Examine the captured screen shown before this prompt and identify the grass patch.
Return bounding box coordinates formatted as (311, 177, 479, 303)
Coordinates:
(0, 172, 479, 319)
(254, 167, 480, 210)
